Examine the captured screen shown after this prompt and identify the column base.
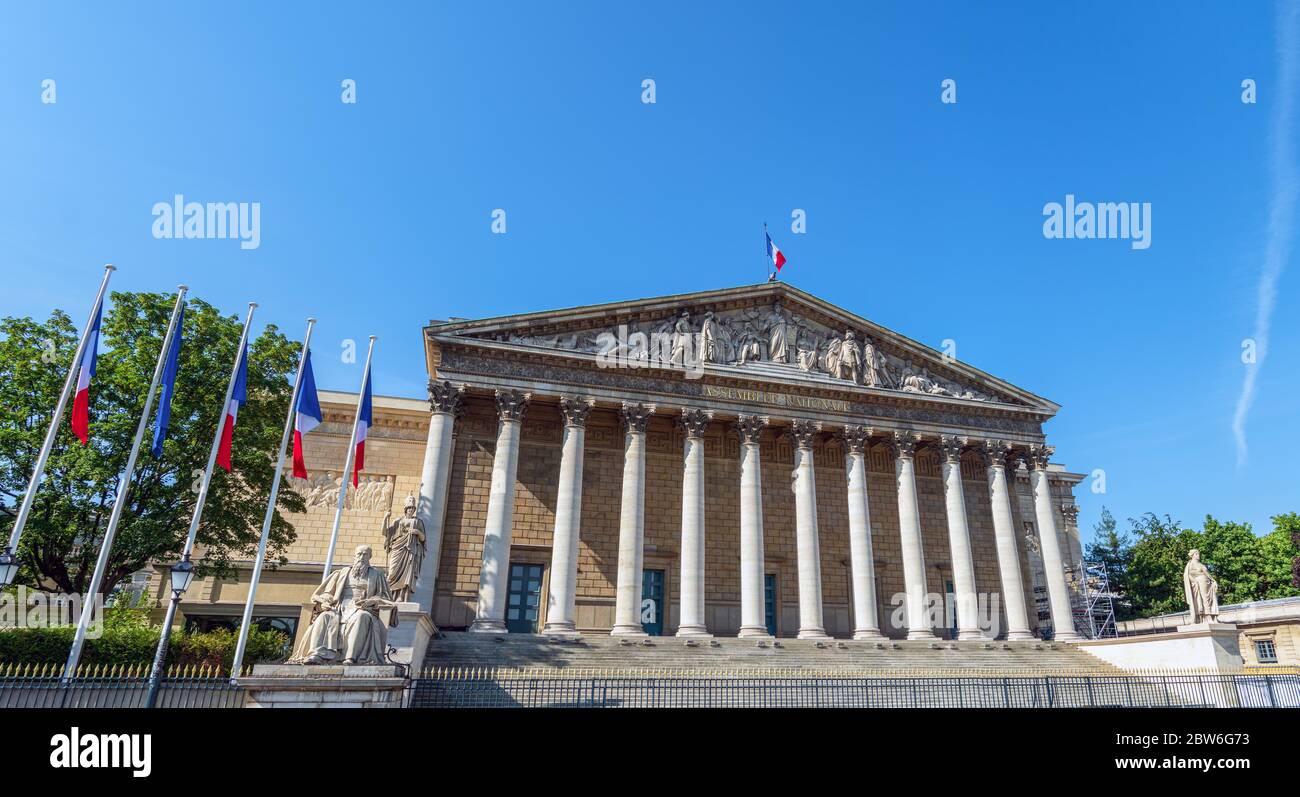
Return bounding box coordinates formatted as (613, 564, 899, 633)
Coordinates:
(957, 629, 985, 641)
(738, 626, 773, 639)
(609, 624, 648, 637)
(907, 629, 938, 641)
(797, 628, 831, 640)
(675, 625, 712, 638)
(468, 618, 507, 634)
(853, 629, 887, 641)
(541, 621, 580, 637)
(1053, 631, 1083, 642)
(1005, 630, 1035, 641)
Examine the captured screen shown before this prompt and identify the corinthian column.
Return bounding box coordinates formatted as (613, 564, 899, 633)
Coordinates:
(939, 436, 982, 640)
(890, 431, 935, 640)
(388, 380, 463, 665)
(610, 403, 653, 636)
(1027, 445, 1081, 641)
(734, 414, 771, 638)
(542, 396, 593, 636)
(409, 380, 463, 611)
(841, 426, 884, 640)
(676, 408, 713, 637)
(790, 419, 829, 639)
(981, 440, 1033, 640)
(469, 390, 529, 633)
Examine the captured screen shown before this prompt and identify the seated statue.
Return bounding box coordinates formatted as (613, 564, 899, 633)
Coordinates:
(1182, 548, 1220, 624)
(288, 544, 396, 665)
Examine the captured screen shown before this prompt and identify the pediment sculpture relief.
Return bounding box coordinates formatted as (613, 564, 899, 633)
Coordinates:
(475, 301, 1001, 403)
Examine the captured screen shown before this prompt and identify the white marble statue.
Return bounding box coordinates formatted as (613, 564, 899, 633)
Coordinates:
(288, 545, 396, 665)
(765, 304, 790, 364)
(1183, 548, 1220, 624)
(670, 310, 693, 366)
(383, 494, 427, 603)
(834, 331, 863, 383)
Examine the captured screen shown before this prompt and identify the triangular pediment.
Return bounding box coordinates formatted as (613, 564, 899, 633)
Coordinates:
(425, 283, 1057, 413)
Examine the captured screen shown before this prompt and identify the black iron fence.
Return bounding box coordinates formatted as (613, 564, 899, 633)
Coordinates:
(408, 669, 1300, 709)
(0, 664, 245, 709)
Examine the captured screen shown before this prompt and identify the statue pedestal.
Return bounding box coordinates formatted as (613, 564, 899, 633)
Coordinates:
(240, 664, 408, 708)
(1075, 622, 1243, 675)
(1176, 621, 1237, 634)
(386, 602, 437, 672)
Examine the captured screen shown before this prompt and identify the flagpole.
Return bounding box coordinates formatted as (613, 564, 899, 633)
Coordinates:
(62, 285, 188, 679)
(230, 318, 316, 679)
(1, 265, 115, 579)
(763, 223, 772, 282)
(144, 301, 256, 706)
(321, 336, 377, 582)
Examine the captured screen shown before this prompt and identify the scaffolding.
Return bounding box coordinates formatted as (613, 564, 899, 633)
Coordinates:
(1067, 561, 1117, 639)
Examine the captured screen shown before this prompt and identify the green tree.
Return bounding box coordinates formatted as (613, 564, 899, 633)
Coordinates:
(1198, 515, 1263, 605)
(0, 292, 305, 597)
(1084, 506, 1136, 619)
(1258, 512, 1300, 598)
(1125, 513, 1201, 616)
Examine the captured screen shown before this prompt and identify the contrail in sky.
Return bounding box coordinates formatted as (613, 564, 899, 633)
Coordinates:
(1233, 0, 1300, 467)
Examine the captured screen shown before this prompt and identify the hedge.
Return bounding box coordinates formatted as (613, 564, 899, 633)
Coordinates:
(0, 603, 289, 674)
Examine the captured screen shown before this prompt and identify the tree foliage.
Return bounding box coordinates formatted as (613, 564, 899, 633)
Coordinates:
(0, 292, 305, 596)
(1099, 511, 1300, 618)
(0, 598, 287, 671)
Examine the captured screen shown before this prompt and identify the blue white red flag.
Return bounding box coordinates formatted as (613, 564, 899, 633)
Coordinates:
(291, 351, 322, 479)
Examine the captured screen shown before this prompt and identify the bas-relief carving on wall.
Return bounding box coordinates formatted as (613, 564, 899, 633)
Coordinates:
(477, 300, 1001, 404)
(287, 472, 397, 513)
(436, 350, 1043, 437)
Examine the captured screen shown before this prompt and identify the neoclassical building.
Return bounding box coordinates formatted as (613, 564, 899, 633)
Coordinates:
(159, 283, 1086, 659)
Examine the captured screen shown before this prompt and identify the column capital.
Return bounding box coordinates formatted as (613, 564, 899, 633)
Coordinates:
(494, 389, 530, 423)
(619, 402, 655, 434)
(677, 408, 713, 438)
(938, 434, 968, 464)
(733, 414, 769, 446)
(976, 438, 1011, 469)
(1027, 444, 1054, 471)
(839, 424, 874, 454)
(1061, 503, 1079, 523)
(427, 379, 465, 415)
(558, 396, 595, 428)
(788, 419, 822, 450)
(887, 430, 920, 460)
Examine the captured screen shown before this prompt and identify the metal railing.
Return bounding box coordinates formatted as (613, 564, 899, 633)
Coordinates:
(0, 663, 246, 709)
(408, 668, 1300, 709)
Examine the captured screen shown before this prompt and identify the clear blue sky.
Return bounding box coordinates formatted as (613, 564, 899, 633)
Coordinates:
(2, 2, 1296, 547)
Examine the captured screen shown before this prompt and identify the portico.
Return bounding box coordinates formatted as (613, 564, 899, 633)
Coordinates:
(412, 283, 1085, 643)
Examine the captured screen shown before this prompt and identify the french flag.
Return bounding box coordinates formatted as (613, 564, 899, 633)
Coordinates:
(216, 338, 249, 472)
(70, 298, 104, 444)
(352, 362, 372, 488)
(766, 231, 787, 272)
(291, 351, 322, 479)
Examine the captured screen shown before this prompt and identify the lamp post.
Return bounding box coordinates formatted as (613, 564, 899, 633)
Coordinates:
(144, 557, 196, 708)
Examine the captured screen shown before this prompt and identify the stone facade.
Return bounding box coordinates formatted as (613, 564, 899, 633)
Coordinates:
(155, 282, 1086, 654)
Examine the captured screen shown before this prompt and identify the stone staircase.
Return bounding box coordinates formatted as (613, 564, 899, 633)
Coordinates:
(421, 631, 1121, 675)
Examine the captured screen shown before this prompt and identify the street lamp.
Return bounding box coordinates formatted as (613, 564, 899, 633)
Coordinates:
(0, 549, 19, 587)
(169, 559, 195, 596)
(144, 557, 194, 708)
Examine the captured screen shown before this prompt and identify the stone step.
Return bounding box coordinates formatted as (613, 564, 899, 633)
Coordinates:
(421, 631, 1121, 674)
